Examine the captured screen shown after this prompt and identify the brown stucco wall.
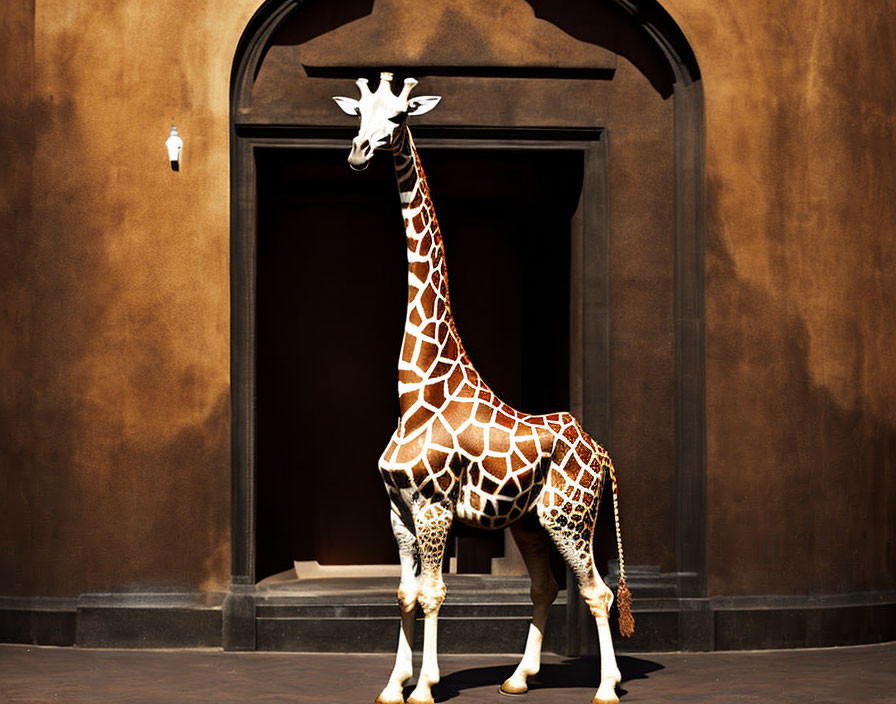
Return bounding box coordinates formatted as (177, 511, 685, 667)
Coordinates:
(1, 0, 894, 602)
(0, 1, 261, 597)
(668, 1, 896, 595)
(1, 0, 37, 594)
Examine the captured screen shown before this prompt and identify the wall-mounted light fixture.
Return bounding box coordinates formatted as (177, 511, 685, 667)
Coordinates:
(165, 123, 183, 171)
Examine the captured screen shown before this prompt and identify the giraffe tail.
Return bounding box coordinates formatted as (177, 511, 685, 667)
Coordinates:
(605, 458, 635, 638)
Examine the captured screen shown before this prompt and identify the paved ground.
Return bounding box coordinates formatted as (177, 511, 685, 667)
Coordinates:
(1, 642, 894, 703)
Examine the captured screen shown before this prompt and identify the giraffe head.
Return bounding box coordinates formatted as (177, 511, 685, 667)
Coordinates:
(333, 72, 441, 171)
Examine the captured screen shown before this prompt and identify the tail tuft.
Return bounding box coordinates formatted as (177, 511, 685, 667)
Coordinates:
(616, 578, 635, 638)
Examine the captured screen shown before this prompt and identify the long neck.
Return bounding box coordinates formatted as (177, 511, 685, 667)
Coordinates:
(392, 126, 468, 414)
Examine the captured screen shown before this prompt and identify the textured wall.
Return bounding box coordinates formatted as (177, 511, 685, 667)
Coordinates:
(0, 1, 261, 597)
(1, 0, 894, 600)
(0, 0, 37, 594)
(670, 1, 896, 595)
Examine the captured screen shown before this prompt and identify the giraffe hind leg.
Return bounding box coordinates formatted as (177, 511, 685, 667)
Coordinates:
(537, 468, 621, 704)
(500, 518, 559, 696)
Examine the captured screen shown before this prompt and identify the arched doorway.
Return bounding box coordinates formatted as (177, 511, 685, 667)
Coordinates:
(227, 0, 705, 652)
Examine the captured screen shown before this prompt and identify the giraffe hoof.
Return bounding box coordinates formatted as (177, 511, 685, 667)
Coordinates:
(374, 697, 404, 704)
(591, 694, 619, 704)
(499, 680, 528, 695)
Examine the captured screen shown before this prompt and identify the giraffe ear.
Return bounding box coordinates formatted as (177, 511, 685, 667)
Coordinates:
(407, 96, 441, 116)
(333, 97, 361, 116)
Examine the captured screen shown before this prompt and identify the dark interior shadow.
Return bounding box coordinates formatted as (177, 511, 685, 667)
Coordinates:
(254, 146, 577, 578)
(406, 655, 664, 702)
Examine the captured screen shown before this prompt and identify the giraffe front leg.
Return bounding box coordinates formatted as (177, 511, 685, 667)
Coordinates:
(500, 521, 558, 696)
(406, 502, 452, 704)
(377, 511, 419, 704)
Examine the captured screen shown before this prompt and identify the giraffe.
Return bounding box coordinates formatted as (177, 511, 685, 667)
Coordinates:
(333, 73, 634, 704)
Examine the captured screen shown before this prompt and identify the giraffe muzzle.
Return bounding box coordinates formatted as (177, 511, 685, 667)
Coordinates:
(348, 138, 372, 171)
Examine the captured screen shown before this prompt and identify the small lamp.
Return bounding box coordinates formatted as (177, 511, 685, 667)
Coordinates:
(165, 123, 183, 171)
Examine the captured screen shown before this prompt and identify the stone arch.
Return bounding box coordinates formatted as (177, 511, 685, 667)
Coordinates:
(226, 0, 706, 651)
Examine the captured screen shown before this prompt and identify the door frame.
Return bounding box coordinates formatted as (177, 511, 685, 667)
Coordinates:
(232, 127, 608, 579)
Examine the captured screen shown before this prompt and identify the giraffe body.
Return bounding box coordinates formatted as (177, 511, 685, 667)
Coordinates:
(334, 73, 633, 704)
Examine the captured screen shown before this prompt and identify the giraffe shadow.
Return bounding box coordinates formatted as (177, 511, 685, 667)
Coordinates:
(404, 655, 663, 702)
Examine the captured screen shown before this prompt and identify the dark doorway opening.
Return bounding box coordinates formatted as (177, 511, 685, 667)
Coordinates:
(255, 145, 581, 582)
